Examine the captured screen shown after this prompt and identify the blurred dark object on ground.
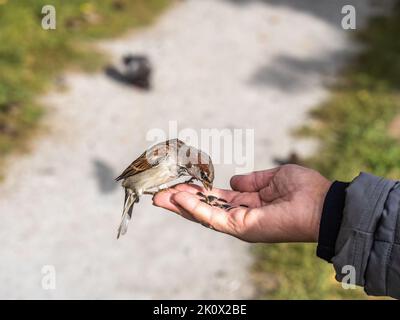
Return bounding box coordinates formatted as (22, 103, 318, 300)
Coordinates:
(273, 152, 303, 166)
(112, 0, 126, 10)
(104, 54, 152, 90)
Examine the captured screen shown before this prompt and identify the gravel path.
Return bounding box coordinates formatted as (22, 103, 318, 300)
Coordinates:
(0, 0, 383, 299)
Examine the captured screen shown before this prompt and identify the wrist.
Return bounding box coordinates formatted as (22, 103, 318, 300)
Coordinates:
(310, 180, 333, 242)
(316, 181, 350, 262)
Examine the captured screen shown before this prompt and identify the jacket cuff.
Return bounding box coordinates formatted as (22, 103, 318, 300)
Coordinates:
(317, 181, 349, 263)
(332, 173, 397, 292)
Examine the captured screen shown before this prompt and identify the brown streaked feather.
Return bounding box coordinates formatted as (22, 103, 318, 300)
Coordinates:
(115, 151, 153, 181)
(198, 163, 210, 175)
(115, 138, 186, 181)
(197, 151, 212, 175)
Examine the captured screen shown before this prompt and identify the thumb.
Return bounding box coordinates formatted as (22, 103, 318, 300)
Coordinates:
(230, 168, 279, 192)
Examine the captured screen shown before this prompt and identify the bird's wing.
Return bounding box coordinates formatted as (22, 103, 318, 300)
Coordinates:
(115, 151, 154, 181)
(115, 139, 185, 181)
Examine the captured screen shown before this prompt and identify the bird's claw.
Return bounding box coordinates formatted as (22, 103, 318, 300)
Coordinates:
(186, 177, 196, 184)
(144, 186, 170, 196)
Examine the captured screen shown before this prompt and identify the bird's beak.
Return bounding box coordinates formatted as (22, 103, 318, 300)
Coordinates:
(202, 180, 213, 191)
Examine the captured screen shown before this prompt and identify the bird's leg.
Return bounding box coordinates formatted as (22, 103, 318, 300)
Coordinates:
(143, 185, 169, 196)
(168, 176, 196, 188)
(144, 177, 196, 197)
(186, 176, 196, 184)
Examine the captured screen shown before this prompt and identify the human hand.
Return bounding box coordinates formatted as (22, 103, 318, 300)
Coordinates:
(153, 165, 332, 243)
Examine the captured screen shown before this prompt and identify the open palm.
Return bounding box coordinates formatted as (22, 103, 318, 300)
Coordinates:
(153, 165, 332, 243)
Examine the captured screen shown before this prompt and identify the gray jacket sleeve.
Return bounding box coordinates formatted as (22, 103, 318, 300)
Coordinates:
(332, 172, 400, 299)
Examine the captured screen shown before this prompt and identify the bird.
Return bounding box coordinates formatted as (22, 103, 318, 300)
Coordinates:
(115, 139, 214, 238)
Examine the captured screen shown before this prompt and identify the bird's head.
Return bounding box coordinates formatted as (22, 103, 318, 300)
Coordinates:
(177, 143, 214, 191)
(187, 155, 214, 191)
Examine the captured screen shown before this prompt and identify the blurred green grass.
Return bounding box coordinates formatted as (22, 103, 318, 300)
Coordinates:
(0, 0, 169, 162)
(254, 4, 400, 299)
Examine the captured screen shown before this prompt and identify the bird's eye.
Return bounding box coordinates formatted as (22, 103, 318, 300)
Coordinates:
(200, 171, 208, 182)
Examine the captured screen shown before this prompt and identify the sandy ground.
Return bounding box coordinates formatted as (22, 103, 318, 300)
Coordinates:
(0, 0, 385, 299)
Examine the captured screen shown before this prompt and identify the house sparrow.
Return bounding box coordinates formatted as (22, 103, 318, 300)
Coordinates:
(115, 139, 214, 238)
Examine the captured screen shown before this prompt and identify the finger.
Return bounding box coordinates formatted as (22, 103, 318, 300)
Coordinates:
(258, 181, 281, 202)
(152, 188, 180, 212)
(152, 189, 198, 222)
(173, 183, 240, 203)
(230, 167, 279, 192)
(172, 191, 244, 236)
(229, 192, 262, 208)
(156, 184, 262, 211)
(174, 183, 262, 207)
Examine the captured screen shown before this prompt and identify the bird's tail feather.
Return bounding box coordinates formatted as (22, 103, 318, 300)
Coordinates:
(117, 190, 137, 239)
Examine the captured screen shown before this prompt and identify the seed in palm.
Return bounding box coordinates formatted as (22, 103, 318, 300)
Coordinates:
(196, 192, 206, 198)
(221, 204, 233, 210)
(206, 195, 219, 203)
(226, 206, 237, 211)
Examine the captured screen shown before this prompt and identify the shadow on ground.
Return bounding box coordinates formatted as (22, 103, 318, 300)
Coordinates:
(248, 52, 352, 92)
(93, 159, 118, 193)
(223, 0, 389, 28)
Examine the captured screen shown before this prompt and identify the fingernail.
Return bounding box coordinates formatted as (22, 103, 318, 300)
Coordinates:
(230, 175, 244, 184)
